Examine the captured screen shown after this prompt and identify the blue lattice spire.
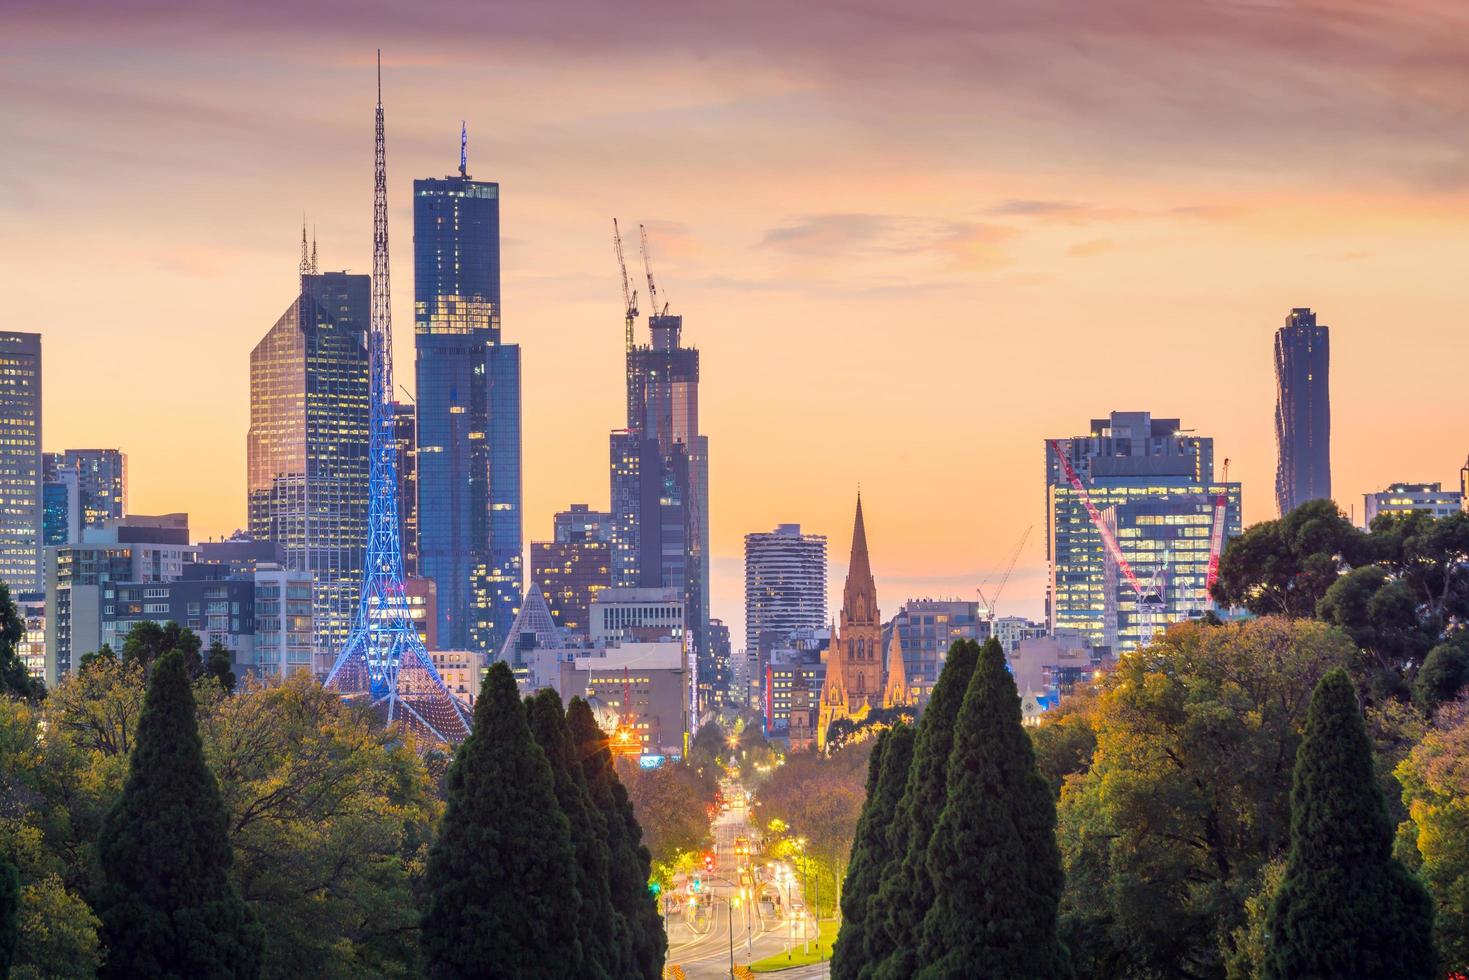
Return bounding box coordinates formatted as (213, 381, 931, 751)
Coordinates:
(325, 52, 471, 743)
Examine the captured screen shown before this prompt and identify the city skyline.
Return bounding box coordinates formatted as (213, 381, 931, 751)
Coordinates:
(8, 4, 1469, 646)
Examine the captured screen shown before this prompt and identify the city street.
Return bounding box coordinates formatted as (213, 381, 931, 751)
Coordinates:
(664, 781, 825, 978)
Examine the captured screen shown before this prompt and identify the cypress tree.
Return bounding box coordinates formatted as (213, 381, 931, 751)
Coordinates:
(568, 697, 666, 980)
(93, 649, 263, 980)
(869, 639, 979, 980)
(917, 638, 1069, 978)
(0, 854, 19, 978)
(527, 688, 618, 980)
(421, 662, 580, 979)
(832, 723, 916, 980)
(1263, 668, 1437, 980)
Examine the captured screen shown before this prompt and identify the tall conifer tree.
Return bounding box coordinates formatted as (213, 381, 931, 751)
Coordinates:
(568, 697, 666, 979)
(527, 688, 618, 980)
(832, 723, 916, 980)
(1263, 668, 1436, 980)
(917, 638, 1069, 978)
(869, 640, 979, 979)
(94, 649, 263, 980)
(421, 662, 580, 979)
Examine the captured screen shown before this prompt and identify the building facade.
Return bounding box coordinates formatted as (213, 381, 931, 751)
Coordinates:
(744, 524, 828, 661)
(0, 332, 43, 594)
(1046, 411, 1241, 652)
(247, 268, 370, 659)
(45, 450, 126, 529)
(1363, 482, 1463, 526)
(885, 599, 989, 704)
(1275, 307, 1331, 516)
(390, 402, 419, 575)
(531, 504, 612, 634)
(413, 167, 522, 656)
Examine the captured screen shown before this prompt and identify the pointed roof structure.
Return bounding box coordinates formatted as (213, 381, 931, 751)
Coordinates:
(883, 624, 909, 709)
(821, 619, 846, 708)
(496, 582, 563, 665)
(842, 492, 877, 624)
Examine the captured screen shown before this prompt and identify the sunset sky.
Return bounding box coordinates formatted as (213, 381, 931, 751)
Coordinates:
(6, 1, 1469, 643)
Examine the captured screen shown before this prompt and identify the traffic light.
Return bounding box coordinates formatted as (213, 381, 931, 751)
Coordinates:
(703, 852, 714, 872)
(648, 881, 662, 896)
(691, 874, 703, 893)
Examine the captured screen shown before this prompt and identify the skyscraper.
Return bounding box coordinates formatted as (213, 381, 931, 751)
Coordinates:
(45, 449, 126, 529)
(247, 261, 370, 665)
(413, 146, 522, 655)
(612, 307, 713, 705)
(1274, 307, 1331, 515)
(0, 332, 42, 595)
(531, 504, 612, 634)
(389, 402, 418, 575)
(744, 523, 827, 658)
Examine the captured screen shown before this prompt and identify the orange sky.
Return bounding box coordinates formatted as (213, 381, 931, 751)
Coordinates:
(5, 1, 1469, 644)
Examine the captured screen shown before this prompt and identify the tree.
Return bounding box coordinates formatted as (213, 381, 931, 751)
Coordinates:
(569, 696, 665, 979)
(528, 688, 618, 980)
(1211, 499, 1364, 618)
(420, 662, 579, 979)
(832, 724, 914, 980)
(0, 582, 41, 702)
(616, 756, 717, 866)
(1413, 641, 1469, 715)
(205, 639, 236, 694)
(1395, 696, 1469, 974)
(1263, 668, 1435, 979)
(93, 649, 263, 979)
(917, 639, 1069, 977)
(1056, 618, 1356, 978)
(1028, 693, 1099, 797)
(121, 620, 202, 673)
(0, 854, 18, 977)
(869, 639, 980, 980)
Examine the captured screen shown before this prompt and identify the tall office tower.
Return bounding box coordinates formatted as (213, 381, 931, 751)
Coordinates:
(389, 402, 418, 575)
(247, 261, 371, 663)
(413, 148, 522, 654)
(0, 333, 42, 595)
(45, 449, 126, 528)
(743, 523, 827, 658)
(1274, 307, 1331, 515)
(1046, 411, 1241, 653)
(531, 504, 612, 633)
(613, 310, 713, 705)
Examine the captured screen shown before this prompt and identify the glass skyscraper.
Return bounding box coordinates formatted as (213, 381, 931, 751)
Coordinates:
(1274, 307, 1331, 516)
(0, 332, 42, 595)
(413, 167, 522, 654)
(247, 270, 370, 665)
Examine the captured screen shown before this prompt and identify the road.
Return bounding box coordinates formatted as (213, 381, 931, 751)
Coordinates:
(664, 780, 827, 978)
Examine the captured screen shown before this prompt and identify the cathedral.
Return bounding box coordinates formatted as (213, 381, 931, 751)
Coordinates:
(817, 494, 911, 749)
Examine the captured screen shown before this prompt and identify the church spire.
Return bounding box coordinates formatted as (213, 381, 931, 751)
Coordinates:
(842, 491, 877, 624)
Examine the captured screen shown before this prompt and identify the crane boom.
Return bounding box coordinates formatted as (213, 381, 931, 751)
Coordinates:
(639, 223, 667, 316)
(613, 219, 638, 352)
(1048, 439, 1147, 599)
(1204, 491, 1227, 596)
(978, 525, 1032, 623)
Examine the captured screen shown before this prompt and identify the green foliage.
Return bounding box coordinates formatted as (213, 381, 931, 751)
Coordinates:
(1223, 859, 1284, 980)
(1263, 669, 1436, 979)
(831, 724, 914, 980)
(0, 853, 18, 976)
(917, 639, 1069, 978)
(1414, 641, 1469, 715)
(615, 755, 717, 864)
(10, 873, 103, 980)
(1056, 618, 1356, 979)
(121, 620, 201, 673)
(568, 696, 665, 979)
(93, 649, 263, 979)
(869, 639, 979, 980)
(0, 583, 41, 702)
(1396, 697, 1469, 974)
(823, 706, 916, 753)
(1027, 694, 1099, 797)
(205, 639, 236, 694)
(1212, 499, 1363, 617)
(528, 688, 618, 980)
(421, 662, 579, 979)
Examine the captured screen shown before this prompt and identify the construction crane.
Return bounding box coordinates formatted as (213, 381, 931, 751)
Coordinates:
(977, 525, 1032, 627)
(1048, 439, 1148, 600)
(639, 223, 668, 316)
(613, 219, 638, 352)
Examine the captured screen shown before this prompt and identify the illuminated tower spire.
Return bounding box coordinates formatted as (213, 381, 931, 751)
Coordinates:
(459, 120, 468, 178)
(325, 51, 471, 743)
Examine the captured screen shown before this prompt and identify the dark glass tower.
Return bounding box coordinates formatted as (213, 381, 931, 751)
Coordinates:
(1274, 307, 1331, 516)
(413, 162, 522, 654)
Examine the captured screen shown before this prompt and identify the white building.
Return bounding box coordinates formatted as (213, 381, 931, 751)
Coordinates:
(744, 524, 827, 659)
(1363, 482, 1462, 527)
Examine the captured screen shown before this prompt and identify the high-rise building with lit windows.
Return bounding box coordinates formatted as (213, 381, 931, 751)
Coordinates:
(413, 160, 522, 655)
(743, 523, 827, 659)
(45, 449, 126, 530)
(390, 402, 418, 575)
(247, 268, 370, 663)
(1275, 307, 1331, 515)
(0, 332, 43, 595)
(1046, 411, 1241, 652)
(531, 504, 612, 634)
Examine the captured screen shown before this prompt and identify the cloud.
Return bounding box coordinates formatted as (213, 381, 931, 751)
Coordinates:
(1067, 238, 1113, 257)
(761, 213, 1017, 268)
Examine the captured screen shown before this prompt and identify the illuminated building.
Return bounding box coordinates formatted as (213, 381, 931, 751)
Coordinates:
(247, 266, 370, 662)
(1046, 411, 1241, 652)
(531, 504, 612, 634)
(45, 450, 126, 529)
(744, 524, 827, 662)
(1275, 307, 1331, 515)
(16, 592, 44, 681)
(413, 158, 522, 656)
(885, 599, 987, 704)
(1363, 482, 1462, 526)
(42, 469, 79, 546)
(0, 332, 43, 594)
(390, 402, 418, 575)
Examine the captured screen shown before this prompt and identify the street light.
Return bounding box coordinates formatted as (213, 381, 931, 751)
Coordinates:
(728, 892, 740, 979)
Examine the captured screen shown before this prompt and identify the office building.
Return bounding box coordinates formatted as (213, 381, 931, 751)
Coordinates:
(0, 332, 42, 594)
(15, 592, 45, 681)
(43, 513, 196, 685)
(1046, 411, 1241, 652)
(390, 402, 419, 575)
(709, 618, 732, 700)
(1363, 482, 1463, 526)
(42, 468, 79, 546)
(744, 524, 827, 661)
(992, 615, 1047, 653)
(413, 158, 522, 656)
(1275, 307, 1331, 515)
(45, 450, 126, 529)
(247, 265, 370, 660)
(611, 308, 712, 706)
(531, 505, 612, 634)
(885, 599, 989, 704)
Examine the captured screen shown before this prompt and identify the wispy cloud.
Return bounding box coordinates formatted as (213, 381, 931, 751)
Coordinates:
(761, 213, 1017, 269)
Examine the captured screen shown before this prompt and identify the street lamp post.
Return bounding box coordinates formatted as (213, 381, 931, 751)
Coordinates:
(727, 893, 738, 979)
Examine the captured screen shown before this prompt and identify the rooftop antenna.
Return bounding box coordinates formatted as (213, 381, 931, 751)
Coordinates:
(299, 217, 310, 278)
(459, 120, 468, 178)
(310, 224, 318, 274)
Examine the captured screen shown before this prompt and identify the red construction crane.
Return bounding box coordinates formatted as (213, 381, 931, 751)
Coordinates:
(613, 219, 638, 352)
(1048, 439, 1148, 600)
